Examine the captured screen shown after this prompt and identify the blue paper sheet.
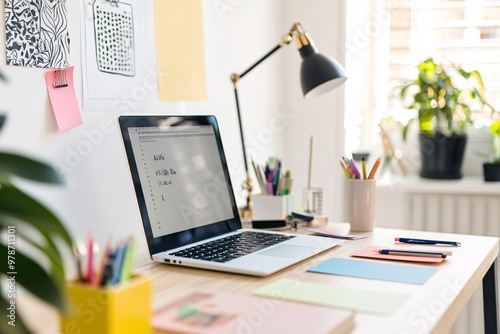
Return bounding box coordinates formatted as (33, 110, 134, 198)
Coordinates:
(308, 258, 437, 285)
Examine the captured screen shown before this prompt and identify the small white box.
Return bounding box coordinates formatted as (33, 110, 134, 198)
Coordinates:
(252, 195, 293, 221)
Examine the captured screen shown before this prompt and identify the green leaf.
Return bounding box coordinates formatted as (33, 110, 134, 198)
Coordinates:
(401, 121, 412, 142)
(400, 83, 417, 99)
(491, 120, 500, 137)
(468, 70, 485, 92)
(0, 292, 31, 334)
(0, 152, 64, 184)
(0, 244, 68, 312)
(0, 220, 65, 282)
(0, 184, 72, 247)
(0, 115, 6, 133)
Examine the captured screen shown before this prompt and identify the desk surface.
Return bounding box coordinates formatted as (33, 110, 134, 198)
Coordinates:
(21, 224, 498, 334)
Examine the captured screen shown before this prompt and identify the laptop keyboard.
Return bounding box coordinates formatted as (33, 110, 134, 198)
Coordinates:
(169, 231, 296, 263)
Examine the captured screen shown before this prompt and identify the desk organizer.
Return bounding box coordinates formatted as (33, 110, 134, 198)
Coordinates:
(60, 275, 152, 334)
(252, 195, 293, 228)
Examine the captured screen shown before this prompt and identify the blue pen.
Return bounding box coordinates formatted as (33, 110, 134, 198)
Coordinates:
(395, 237, 461, 247)
(111, 241, 126, 286)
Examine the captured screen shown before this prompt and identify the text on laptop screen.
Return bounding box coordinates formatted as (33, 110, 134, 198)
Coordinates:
(128, 125, 234, 238)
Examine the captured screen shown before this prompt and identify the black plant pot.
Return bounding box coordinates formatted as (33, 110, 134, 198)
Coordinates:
(419, 133, 468, 180)
(483, 163, 500, 182)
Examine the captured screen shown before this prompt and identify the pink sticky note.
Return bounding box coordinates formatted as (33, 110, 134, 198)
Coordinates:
(351, 245, 446, 263)
(46, 66, 83, 131)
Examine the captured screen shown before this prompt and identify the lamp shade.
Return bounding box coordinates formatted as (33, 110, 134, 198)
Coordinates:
(299, 44, 347, 99)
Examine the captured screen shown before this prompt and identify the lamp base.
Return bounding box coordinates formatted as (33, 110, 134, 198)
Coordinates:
(239, 206, 252, 219)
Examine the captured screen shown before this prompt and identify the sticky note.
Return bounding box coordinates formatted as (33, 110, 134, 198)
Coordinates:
(46, 66, 82, 131)
(154, 0, 207, 100)
(308, 258, 437, 285)
(253, 278, 410, 315)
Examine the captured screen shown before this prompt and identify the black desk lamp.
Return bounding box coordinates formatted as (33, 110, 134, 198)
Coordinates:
(231, 22, 347, 218)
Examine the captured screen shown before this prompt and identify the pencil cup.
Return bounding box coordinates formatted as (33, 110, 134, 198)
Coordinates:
(252, 195, 293, 226)
(347, 179, 376, 232)
(60, 275, 152, 334)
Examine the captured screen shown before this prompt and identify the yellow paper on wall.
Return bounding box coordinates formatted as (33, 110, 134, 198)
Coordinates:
(154, 0, 207, 100)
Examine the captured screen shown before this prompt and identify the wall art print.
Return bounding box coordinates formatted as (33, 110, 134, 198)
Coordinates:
(5, 0, 70, 68)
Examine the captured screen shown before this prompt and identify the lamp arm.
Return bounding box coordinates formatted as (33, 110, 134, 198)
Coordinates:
(230, 40, 292, 218)
(238, 43, 284, 80)
(230, 42, 287, 171)
(229, 23, 305, 217)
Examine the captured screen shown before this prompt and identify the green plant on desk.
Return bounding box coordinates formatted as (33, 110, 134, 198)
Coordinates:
(0, 73, 73, 334)
(487, 120, 500, 164)
(398, 58, 494, 179)
(400, 58, 493, 139)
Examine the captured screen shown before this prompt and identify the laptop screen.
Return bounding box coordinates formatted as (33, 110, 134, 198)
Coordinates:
(119, 115, 241, 255)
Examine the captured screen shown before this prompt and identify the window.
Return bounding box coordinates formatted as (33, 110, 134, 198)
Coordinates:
(345, 0, 500, 155)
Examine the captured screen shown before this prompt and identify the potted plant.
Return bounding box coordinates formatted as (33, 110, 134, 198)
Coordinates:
(483, 120, 500, 181)
(0, 72, 73, 333)
(400, 58, 494, 179)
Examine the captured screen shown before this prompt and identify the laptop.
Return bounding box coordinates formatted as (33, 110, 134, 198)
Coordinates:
(118, 115, 343, 276)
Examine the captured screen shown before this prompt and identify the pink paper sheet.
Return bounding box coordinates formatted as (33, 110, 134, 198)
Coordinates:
(351, 245, 446, 263)
(46, 66, 82, 131)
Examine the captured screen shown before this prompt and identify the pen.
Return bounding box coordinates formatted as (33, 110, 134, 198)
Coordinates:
(379, 249, 449, 258)
(395, 237, 461, 247)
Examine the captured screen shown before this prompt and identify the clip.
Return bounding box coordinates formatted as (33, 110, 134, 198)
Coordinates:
(54, 68, 68, 88)
(108, 0, 119, 7)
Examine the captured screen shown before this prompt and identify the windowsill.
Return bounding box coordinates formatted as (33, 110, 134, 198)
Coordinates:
(376, 176, 500, 195)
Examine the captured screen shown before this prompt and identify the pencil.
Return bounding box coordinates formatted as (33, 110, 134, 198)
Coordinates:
(362, 158, 367, 179)
(340, 160, 351, 178)
(368, 158, 381, 179)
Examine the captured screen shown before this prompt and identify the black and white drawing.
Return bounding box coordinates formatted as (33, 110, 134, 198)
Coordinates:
(81, 0, 146, 110)
(5, 0, 70, 68)
(92, 0, 135, 76)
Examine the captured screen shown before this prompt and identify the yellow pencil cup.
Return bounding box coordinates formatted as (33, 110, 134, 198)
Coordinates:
(60, 275, 152, 334)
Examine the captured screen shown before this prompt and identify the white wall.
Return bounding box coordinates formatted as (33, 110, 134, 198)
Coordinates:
(0, 1, 346, 272)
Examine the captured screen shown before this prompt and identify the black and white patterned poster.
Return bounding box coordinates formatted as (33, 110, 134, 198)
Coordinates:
(5, 0, 70, 68)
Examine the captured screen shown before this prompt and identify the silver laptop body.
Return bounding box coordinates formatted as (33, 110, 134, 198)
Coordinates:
(119, 115, 342, 276)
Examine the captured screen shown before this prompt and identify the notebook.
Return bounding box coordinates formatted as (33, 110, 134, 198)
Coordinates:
(118, 115, 343, 276)
(152, 290, 355, 334)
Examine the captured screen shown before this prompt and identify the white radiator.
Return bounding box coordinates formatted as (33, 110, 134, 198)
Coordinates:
(408, 193, 500, 334)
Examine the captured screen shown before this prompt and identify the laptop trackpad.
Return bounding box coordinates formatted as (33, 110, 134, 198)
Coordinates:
(258, 245, 315, 259)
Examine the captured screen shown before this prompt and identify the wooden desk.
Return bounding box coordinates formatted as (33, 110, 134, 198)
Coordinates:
(20, 225, 499, 334)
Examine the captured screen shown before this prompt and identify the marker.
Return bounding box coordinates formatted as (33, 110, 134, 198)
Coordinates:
(379, 249, 449, 258)
(395, 237, 461, 247)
